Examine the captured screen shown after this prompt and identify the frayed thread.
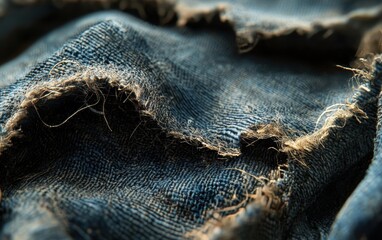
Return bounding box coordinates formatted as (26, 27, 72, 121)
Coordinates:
(185, 165, 287, 240)
(0, 64, 242, 158)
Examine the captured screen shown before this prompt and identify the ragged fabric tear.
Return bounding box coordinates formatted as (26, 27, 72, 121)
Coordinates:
(0, 65, 283, 240)
(187, 56, 382, 239)
(173, 1, 382, 53)
(0, 65, 241, 158)
(0, 59, 372, 239)
(2, 0, 382, 57)
(0, 9, 381, 239)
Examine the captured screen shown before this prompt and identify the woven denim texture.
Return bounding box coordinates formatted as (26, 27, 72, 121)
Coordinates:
(0, 1, 382, 239)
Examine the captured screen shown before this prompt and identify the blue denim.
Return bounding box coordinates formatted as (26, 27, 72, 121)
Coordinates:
(0, 1, 382, 239)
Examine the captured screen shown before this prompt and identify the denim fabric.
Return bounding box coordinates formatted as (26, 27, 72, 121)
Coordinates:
(2, 0, 382, 60)
(0, 1, 382, 240)
(329, 73, 382, 240)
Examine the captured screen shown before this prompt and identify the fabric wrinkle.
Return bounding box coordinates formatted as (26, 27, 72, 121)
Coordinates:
(0, 1, 382, 240)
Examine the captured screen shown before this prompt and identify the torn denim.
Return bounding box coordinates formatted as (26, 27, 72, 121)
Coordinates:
(0, 1, 382, 239)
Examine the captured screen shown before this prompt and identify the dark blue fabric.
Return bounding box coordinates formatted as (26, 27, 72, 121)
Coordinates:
(0, 1, 382, 239)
